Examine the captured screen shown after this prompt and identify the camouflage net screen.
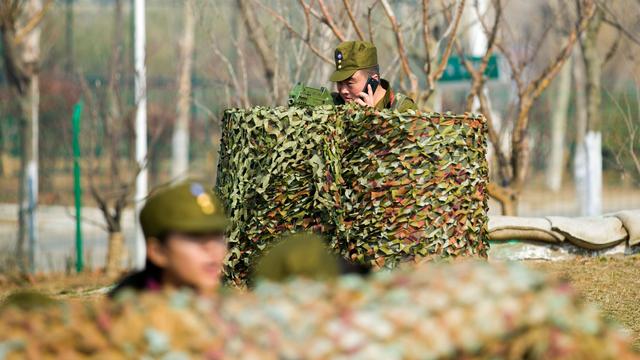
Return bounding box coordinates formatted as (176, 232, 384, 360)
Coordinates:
(216, 106, 489, 281)
(1, 262, 636, 359)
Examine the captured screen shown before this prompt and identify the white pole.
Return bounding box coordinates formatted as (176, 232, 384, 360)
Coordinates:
(134, 0, 148, 269)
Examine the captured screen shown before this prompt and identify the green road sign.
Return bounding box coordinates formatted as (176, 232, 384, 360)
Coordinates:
(439, 55, 500, 82)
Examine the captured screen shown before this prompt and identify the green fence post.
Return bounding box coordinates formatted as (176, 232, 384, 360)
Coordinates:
(72, 101, 84, 273)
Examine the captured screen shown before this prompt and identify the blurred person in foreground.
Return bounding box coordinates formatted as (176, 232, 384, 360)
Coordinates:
(329, 40, 417, 112)
(253, 232, 370, 284)
(109, 180, 229, 297)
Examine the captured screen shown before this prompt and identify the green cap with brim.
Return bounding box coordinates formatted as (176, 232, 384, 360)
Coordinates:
(139, 180, 229, 238)
(329, 40, 378, 82)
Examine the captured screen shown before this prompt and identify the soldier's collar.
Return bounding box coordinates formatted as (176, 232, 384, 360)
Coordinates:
(375, 79, 393, 110)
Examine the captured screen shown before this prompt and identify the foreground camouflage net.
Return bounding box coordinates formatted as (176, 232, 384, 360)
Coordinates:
(217, 106, 489, 281)
(1, 262, 637, 359)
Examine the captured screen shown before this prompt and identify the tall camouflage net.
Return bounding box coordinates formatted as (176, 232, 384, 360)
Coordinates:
(216, 106, 489, 282)
(0, 262, 637, 359)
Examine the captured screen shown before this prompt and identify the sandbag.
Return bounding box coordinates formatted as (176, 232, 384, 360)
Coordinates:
(488, 216, 564, 243)
(613, 210, 640, 247)
(547, 216, 628, 250)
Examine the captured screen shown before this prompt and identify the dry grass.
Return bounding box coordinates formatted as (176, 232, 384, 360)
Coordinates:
(529, 255, 640, 351)
(0, 271, 114, 302)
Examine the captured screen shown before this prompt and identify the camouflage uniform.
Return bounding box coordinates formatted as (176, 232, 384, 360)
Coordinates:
(329, 41, 417, 112)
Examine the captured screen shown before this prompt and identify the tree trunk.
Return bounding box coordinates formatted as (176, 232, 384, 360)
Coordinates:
(105, 231, 124, 277)
(546, 55, 572, 192)
(579, 9, 603, 216)
(573, 45, 588, 215)
(171, 0, 195, 180)
(15, 0, 43, 272)
(488, 183, 518, 216)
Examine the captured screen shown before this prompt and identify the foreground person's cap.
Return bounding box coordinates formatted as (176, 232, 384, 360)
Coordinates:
(140, 180, 229, 238)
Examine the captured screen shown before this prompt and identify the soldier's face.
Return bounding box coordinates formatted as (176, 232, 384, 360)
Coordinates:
(147, 232, 227, 295)
(336, 70, 369, 102)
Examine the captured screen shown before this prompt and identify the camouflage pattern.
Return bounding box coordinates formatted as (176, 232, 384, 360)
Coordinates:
(217, 106, 488, 283)
(1, 261, 637, 359)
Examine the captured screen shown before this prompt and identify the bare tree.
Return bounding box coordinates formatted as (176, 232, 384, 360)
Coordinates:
(608, 86, 640, 184)
(545, 52, 572, 192)
(172, 0, 195, 180)
(214, 0, 602, 216)
(0, 0, 51, 271)
(458, 0, 596, 215)
(241, 0, 465, 108)
(76, 0, 166, 278)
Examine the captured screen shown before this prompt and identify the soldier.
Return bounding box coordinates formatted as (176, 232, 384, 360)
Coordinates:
(330, 40, 417, 112)
(110, 180, 229, 297)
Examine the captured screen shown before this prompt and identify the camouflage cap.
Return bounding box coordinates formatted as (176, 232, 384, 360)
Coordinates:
(139, 180, 229, 238)
(329, 40, 378, 82)
(254, 232, 339, 282)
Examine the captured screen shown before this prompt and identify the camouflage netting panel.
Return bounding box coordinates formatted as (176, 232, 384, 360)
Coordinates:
(1, 262, 637, 359)
(338, 109, 489, 267)
(216, 106, 489, 281)
(217, 106, 345, 282)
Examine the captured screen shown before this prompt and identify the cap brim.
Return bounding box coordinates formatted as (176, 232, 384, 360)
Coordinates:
(329, 68, 357, 82)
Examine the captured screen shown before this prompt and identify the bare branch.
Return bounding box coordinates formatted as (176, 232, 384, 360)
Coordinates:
(237, 0, 277, 85)
(342, 0, 365, 40)
(597, 0, 640, 47)
(380, 0, 418, 95)
(63, 206, 109, 232)
(366, 0, 381, 42)
(525, 2, 596, 100)
(602, 28, 621, 65)
(253, 0, 333, 64)
(317, 0, 346, 41)
(429, 0, 466, 86)
(13, 0, 52, 45)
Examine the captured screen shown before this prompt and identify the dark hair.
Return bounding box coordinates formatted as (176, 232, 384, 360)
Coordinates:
(108, 235, 168, 298)
(364, 65, 380, 77)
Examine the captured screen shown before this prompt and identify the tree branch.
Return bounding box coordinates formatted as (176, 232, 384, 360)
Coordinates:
(380, 0, 418, 95)
(342, 0, 365, 41)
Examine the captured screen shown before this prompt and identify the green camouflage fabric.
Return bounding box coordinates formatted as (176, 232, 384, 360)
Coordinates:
(216, 105, 488, 283)
(1, 261, 637, 359)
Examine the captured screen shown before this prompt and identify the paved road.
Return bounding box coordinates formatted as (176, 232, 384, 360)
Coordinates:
(0, 204, 137, 272)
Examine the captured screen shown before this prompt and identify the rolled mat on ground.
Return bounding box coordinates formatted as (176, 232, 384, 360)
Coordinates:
(216, 105, 489, 283)
(1, 261, 637, 359)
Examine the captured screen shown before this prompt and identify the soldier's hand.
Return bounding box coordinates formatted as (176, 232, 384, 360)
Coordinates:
(355, 84, 375, 107)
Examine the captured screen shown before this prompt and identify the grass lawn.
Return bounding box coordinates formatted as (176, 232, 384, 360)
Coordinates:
(529, 255, 640, 351)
